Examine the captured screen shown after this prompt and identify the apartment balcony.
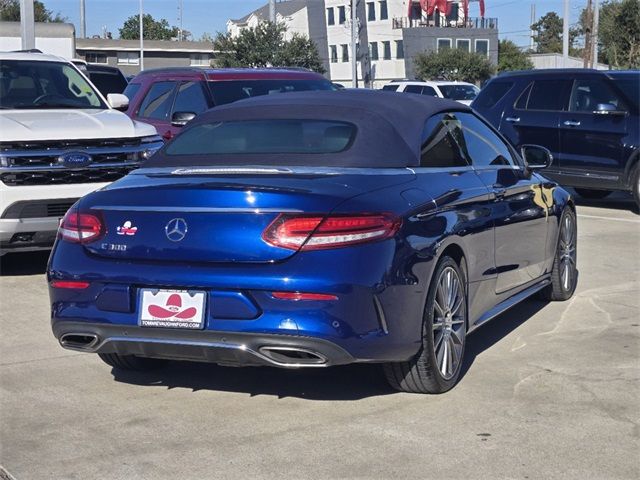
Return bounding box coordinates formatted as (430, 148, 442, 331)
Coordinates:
(392, 16, 498, 30)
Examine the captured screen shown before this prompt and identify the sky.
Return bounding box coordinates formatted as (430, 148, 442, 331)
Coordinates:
(41, 0, 591, 46)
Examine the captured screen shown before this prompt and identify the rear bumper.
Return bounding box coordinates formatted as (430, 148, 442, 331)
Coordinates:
(53, 321, 356, 368)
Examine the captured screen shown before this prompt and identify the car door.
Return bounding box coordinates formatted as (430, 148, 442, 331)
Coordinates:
(499, 77, 572, 176)
(557, 76, 628, 188)
(134, 80, 179, 141)
(457, 112, 551, 294)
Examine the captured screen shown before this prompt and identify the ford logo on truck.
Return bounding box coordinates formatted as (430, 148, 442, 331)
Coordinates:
(58, 152, 92, 167)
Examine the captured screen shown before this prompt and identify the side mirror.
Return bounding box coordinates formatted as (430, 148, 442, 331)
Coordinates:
(521, 144, 553, 171)
(171, 111, 197, 127)
(594, 103, 626, 116)
(107, 93, 129, 111)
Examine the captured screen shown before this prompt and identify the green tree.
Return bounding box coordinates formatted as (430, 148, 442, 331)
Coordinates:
(0, 0, 65, 22)
(213, 22, 325, 73)
(531, 11, 580, 55)
(413, 48, 494, 84)
(597, 0, 640, 68)
(498, 39, 533, 72)
(119, 14, 179, 40)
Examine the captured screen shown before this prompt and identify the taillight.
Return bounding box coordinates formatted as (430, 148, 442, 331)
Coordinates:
(262, 213, 400, 251)
(59, 211, 104, 244)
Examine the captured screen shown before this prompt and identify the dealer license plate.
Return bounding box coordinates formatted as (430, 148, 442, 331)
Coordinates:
(139, 289, 206, 329)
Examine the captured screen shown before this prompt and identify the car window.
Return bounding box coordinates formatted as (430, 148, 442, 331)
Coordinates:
(421, 86, 437, 96)
(404, 85, 423, 94)
(165, 120, 356, 155)
(88, 71, 128, 95)
(420, 113, 468, 168)
(207, 79, 334, 106)
(137, 81, 177, 120)
(610, 76, 639, 108)
(438, 84, 479, 101)
(123, 82, 141, 101)
(456, 112, 515, 167)
(473, 81, 514, 108)
(520, 79, 571, 111)
(172, 81, 209, 115)
(382, 84, 399, 91)
(569, 79, 627, 113)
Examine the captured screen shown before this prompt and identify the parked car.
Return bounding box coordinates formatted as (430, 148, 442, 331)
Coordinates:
(123, 67, 335, 141)
(48, 91, 577, 394)
(84, 65, 129, 97)
(0, 51, 163, 255)
(472, 69, 640, 208)
(382, 80, 480, 105)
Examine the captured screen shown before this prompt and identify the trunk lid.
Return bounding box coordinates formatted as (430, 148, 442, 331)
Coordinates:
(80, 167, 414, 263)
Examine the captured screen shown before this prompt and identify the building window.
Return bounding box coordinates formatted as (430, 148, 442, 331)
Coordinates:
(395, 40, 404, 59)
(475, 39, 489, 57)
(85, 52, 107, 64)
(369, 42, 379, 61)
(367, 2, 376, 21)
(379, 1, 388, 20)
(341, 44, 349, 62)
(437, 38, 452, 52)
(117, 51, 139, 65)
(338, 5, 346, 24)
(190, 53, 210, 66)
(327, 7, 335, 26)
(330, 45, 338, 63)
(382, 41, 391, 60)
(456, 39, 471, 52)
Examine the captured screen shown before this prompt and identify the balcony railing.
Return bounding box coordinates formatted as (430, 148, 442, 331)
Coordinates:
(392, 16, 498, 30)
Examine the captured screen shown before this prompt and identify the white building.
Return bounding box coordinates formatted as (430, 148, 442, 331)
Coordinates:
(227, 0, 499, 88)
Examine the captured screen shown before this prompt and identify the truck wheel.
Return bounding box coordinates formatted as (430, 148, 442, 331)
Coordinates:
(98, 353, 167, 371)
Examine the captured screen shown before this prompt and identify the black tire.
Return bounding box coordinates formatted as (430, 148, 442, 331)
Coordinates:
(574, 188, 612, 200)
(541, 208, 578, 301)
(98, 353, 167, 371)
(631, 164, 640, 212)
(384, 256, 467, 394)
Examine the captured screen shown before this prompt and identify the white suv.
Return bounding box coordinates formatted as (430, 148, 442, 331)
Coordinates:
(382, 80, 480, 106)
(0, 52, 162, 255)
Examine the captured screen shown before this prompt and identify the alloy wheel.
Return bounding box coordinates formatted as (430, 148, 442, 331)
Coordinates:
(559, 213, 577, 291)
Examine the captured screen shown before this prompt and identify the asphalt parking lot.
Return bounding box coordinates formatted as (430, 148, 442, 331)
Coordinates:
(1, 193, 639, 480)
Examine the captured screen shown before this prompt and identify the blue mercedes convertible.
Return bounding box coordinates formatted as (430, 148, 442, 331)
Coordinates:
(47, 91, 577, 393)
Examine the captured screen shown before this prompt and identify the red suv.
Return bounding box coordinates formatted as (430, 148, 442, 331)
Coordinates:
(123, 67, 335, 141)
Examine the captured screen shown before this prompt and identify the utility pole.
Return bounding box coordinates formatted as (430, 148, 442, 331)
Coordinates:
(19, 0, 35, 50)
(351, 0, 358, 88)
(139, 0, 144, 71)
(530, 2, 536, 51)
(592, 0, 600, 67)
(269, 0, 276, 23)
(583, 0, 593, 68)
(562, 0, 569, 59)
(80, 0, 86, 38)
(178, 0, 183, 41)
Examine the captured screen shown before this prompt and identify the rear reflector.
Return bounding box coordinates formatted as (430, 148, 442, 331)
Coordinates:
(59, 211, 104, 244)
(50, 280, 90, 289)
(272, 292, 338, 301)
(262, 213, 400, 251)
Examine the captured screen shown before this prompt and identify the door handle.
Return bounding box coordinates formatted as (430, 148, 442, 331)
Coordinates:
(563, 120, 581, 127)
(492, 186, 506, 200)
(505, 117, 520, 123)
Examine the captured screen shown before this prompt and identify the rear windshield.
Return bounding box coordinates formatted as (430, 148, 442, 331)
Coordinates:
(438, 84, 479, 101)
(165, 120, 356, 156)
(88, 71, 128, 95)
(208, 79, 335, 106)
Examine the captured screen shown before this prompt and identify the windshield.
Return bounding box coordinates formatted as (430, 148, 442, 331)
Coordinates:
(164, 120, 356, 156)
(611, 76, 640, 109)
(438, 84, 480, 101)
(208, 79, 335, 106)
(0, 60, 106, 109)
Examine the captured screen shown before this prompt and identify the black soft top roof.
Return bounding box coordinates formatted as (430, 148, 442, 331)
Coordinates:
(147, 90, 469, 168)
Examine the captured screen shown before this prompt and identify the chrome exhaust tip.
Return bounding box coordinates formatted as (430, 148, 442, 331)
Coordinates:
(258, 346, 327, 366)
(59, 333, 99, 351)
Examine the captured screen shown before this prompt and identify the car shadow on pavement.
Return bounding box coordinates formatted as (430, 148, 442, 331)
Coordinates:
(570, 190, 637, 213)
(0, 251, 50, 276)
(110, 298, 549, 400)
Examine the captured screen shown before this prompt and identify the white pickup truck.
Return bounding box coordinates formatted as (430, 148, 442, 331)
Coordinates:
(0, 51, 163, 255)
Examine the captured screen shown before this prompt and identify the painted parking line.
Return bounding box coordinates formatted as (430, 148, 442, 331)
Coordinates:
(577, 214, 640, 224)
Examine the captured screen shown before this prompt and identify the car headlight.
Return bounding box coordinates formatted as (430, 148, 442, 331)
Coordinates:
(139, 135, 163, 160)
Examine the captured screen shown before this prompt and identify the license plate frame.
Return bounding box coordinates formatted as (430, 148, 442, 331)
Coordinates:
(138, 288, 206, 330)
